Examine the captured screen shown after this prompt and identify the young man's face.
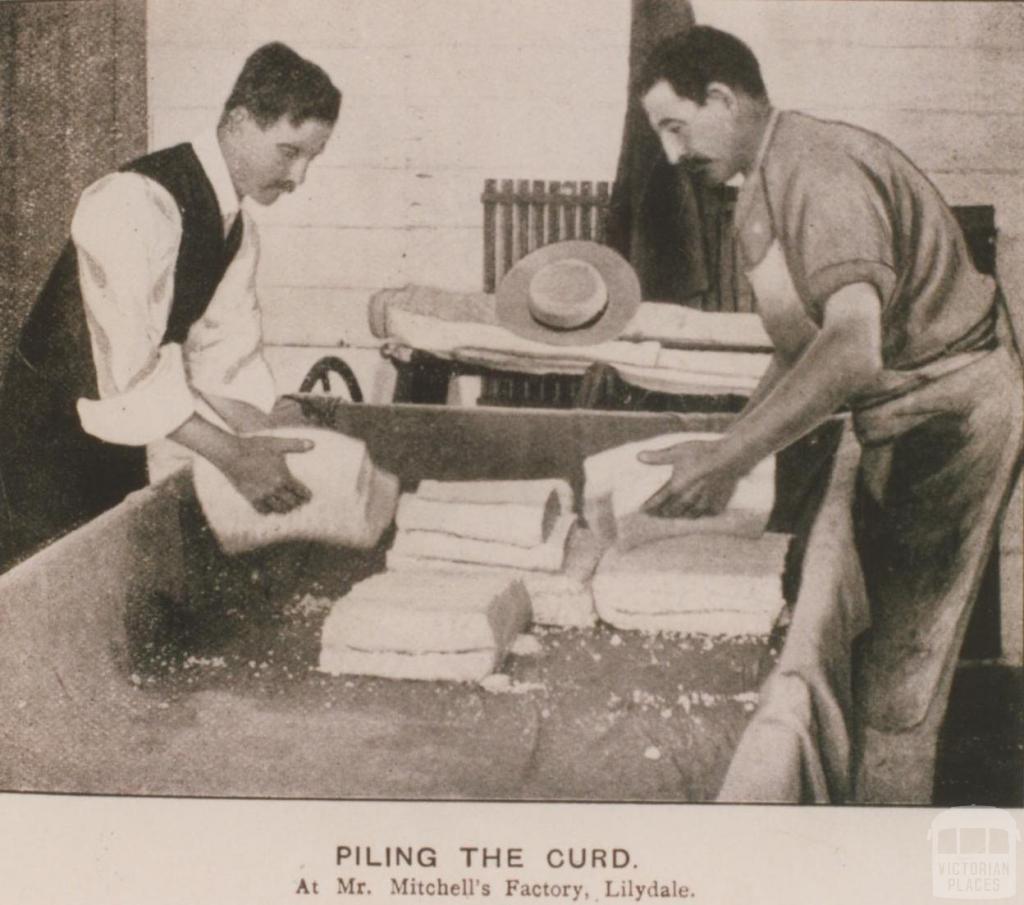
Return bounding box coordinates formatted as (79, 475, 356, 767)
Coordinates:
(641, 80, 743, 185)
(229, 111, 334, 205)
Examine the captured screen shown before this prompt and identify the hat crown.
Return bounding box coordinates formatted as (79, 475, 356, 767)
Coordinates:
(527, 258, 608, 330)
(494, 239, 640, 347)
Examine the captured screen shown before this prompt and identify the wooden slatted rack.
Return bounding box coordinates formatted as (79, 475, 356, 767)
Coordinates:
(481, 179, 614, 293)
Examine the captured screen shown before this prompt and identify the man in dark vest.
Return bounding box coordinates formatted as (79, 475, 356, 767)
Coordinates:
(0, 42, 341, 571)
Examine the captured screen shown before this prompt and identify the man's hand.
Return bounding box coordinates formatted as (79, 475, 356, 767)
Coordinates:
(220, 434, 315, 514)
(638, 439, 740, 519)
(638, 283, 883, 520)
(169, 414, 314, 514)
(268, 395, 305, 428)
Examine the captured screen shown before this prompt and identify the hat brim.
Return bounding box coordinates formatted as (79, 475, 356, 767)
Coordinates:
(495, 240, 641, 346)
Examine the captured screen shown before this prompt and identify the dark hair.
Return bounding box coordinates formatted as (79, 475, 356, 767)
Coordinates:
(637, 26, 767, 105)
(222, 42, 341, 127)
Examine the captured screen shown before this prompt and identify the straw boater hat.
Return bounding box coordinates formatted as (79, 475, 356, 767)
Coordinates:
(495, 240, 641, 346)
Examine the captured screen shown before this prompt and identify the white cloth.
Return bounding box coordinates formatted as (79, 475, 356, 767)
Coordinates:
(583, 432, 775, 549)
(391, 512, 576, 573)
(396, 478, 572, 548)
(395, 494, 561, 549)
(387, 308, 662, 368)
(614, 351, 770, 396)
(415, 477, 572, 509)
(72, 129, 276, 452)
(192, 428, 399, 555)
(622, 302, 773, 350)
(652, 348, 771, 381)
(384, 304, 770, 395)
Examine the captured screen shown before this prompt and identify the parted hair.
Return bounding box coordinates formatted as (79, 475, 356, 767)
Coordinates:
(637, 26, 768, 104)
(222, 42, 341, 127)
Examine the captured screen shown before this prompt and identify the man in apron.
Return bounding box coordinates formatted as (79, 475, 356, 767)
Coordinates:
(634, 27, 1023, 802)
(0, 43, 341, 572)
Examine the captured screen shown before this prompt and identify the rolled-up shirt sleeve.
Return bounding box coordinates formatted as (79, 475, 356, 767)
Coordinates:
(776, 148, 898, 322)
(72, 172, 197, 445)
(183, 209, 277, 413)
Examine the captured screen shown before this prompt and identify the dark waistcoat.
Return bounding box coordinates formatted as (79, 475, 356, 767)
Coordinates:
(0, 142, 243, 566)
(16, 142, 243, 395)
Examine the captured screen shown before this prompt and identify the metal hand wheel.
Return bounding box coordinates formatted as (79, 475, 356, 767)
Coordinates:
(298, 355, 364, 402)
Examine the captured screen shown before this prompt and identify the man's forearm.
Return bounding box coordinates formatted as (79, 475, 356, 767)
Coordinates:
(201, 393, 273, 434)
(168, 414, 242, 471)
(168, 413, 314, 514)
(717, 320, 877, 476)
(738, 353, 786, 416)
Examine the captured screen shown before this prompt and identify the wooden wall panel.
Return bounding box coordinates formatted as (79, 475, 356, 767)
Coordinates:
(0, 0, 147, 376)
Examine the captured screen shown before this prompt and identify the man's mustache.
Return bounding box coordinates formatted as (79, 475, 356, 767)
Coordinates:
(679, 156, 712, 172)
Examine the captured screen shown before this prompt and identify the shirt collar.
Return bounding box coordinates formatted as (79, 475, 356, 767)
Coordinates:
(733, 107, 781, 235)
(191, 128, 240, 222)
(749, 107, 781, 177)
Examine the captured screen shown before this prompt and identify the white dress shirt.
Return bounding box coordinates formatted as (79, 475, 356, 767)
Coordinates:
(69, 130, 277, 477)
